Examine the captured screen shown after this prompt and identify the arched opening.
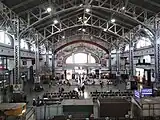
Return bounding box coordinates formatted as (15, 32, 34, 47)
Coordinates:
(65, 53, 96, 80)
(66, 53, 96, 64)
(0, 31, 12, 45)
(136, 37, 152, 49)
(21, 39, 29, 50)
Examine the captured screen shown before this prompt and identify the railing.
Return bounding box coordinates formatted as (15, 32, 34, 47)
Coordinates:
(48, 116, 160, 120)
(26, 107, 36, 120)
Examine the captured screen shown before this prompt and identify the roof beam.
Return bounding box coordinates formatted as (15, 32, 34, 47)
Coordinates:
(11, 0, 36, 10)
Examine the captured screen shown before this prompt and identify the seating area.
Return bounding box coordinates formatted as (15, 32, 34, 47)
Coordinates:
(43, 91, 79, 99)
(49, 116, 159, 120)
(90, 91, 133, 99)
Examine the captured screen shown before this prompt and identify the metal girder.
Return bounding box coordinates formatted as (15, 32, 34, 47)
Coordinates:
(51, 38, 55, 77)
(35, 33, 40, 83)
(18, 0, 157, 41)
(144, 0, 160, 8)
(11, 0, 36, 10)
(116, 40, 120, 74)
(0, 0, 158, 50)
(0, 2, 44, 42)
(129, 33, 134, 80)
(153, 16, 160, 83)
(50, 32, 120, 55)
(38, 12, 128, 43)
(14, 18, 20, 85)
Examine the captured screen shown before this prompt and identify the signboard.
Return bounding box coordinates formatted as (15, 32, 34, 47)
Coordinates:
(141, 88, 152, 95)
(13, 84, 23, 93)
(134, 90, 140, 98)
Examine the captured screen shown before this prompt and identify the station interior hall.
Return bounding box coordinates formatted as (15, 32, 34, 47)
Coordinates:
(0, 0, 160, 120)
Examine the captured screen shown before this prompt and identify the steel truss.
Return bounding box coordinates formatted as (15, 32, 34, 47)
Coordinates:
(62, 50, 100, 65)
(0, 1, 158, 46)
(0, 2, 43, 87)
(17, 0, 157, 40)
(0, 0, 160, 83)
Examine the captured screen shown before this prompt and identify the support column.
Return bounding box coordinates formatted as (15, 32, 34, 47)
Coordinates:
(45, 42, 49, 66)
(116, 48, 120, 74)
(154, 17, 160, 85)
(87, 53, 89, 75)
(13, 18, 22, 92)
(88, 53, 91, 63)
(72, 53, 75, 76)
(35, 34, 40, 83)
(129, 33, 134, 81)
(72, 53, 75, 63)
(108, 52, 112, 73)
(87, 53, 89, 64)
(52, 43, 55, 78)
(116, 40, 121, 83)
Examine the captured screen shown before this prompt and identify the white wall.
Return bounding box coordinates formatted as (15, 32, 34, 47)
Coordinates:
(7, 58, 33, 70)
(40, 55, 52, 67)
(7, 58, 14, 70)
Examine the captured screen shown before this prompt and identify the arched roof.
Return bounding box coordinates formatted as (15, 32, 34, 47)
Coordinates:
(1, 0, 160, 51)
(54, 40, 109, 54)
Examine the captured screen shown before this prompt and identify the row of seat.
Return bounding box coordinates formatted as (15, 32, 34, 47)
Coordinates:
(90, 91, 133, 98)
(49, 116, 159, 120)
(43, 92, 79, 99)
(90, 91, 133, 95)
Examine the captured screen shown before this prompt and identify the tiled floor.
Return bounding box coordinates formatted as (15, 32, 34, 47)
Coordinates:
(25, 79, 126, 105)
(23, 79, 127, 119)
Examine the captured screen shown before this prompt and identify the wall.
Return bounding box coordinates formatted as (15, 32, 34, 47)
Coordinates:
(7, 58, 33, 70)
(0, 44, 36, 70)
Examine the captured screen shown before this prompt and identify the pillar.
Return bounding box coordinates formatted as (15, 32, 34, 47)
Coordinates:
(108, 52, 112, 73)
(13, 18, 22, 92)
(116, 48, 120, 74)
(88, 53, 91, 63)
(52, 43, 55, 77)
(72, 53, 75, 75)
(35, 34, 40, 83)
(87, 53, 89, 75)
(72, 53, 75, 63)
(154, 17, 160, 84)
(45, 42, 49, 66)
(129, 33, 134, 81)
(87, 53, 89, 64)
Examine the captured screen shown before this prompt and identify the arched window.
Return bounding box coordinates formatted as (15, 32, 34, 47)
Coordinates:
(0, 31, 11, 45)
(91, 56, 96, 63)
(136, 37, 151, 48)
(111, 49, 116, 53)
(49, 51, 52, 54)
(74, 53, 87, 63)
(66, 56, 72, 63)
(21, 39, 29, 50)
(143, 55, 151, 63)
(40, 45, 46, 54)
(31, 44, 36, 51)
(66, 53, 96, 64)
(125, 44, 129, 51)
